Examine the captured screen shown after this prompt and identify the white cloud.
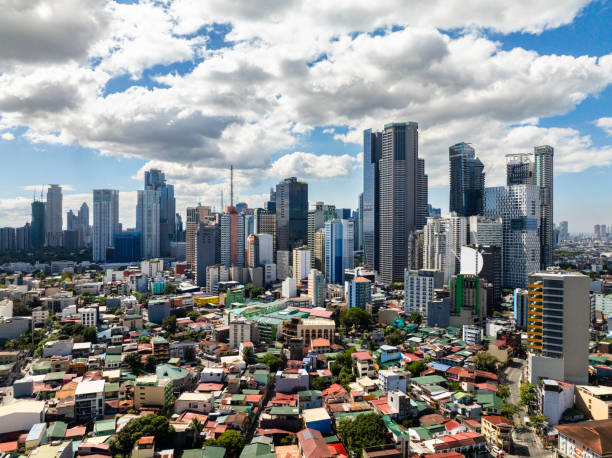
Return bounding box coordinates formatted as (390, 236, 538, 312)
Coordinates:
(269, 152, 361, 180)
(595, 117, 612, 135)
(1, 132, 15, 140)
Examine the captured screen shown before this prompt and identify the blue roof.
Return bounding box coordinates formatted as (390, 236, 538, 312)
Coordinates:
(428, 362, 451, 372)
(26, 423, 46, 441)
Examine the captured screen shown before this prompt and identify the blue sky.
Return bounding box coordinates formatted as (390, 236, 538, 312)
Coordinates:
(1, 0, 611, 232)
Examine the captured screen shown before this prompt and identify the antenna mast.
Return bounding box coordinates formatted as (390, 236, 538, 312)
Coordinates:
(230, 165, 234, 207)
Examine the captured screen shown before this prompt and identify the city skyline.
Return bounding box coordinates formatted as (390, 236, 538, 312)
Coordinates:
(0, 1, 611, 233)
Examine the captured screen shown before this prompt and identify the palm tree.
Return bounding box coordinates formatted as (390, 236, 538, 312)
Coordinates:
(188, 417, 203, 447)
(242, 347, 255, 365)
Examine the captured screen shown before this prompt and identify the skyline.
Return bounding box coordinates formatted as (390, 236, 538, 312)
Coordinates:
(1, 0, 612, 232)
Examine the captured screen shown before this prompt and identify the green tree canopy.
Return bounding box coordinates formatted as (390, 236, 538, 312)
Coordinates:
(161, 315, 177, 334)
(124, 352, 143, 375)
(109, 414, 174, 456)
(497, 384, 510, 400)
(473, 352, 499, 372)
(519, 383, 536, 407)
(340, 308, 373, 331)
(311, 376, 330, 391)
(261, 353, 283, 372)
(405, 360, 427, 376)
(145, 354, 157, 373)
(337, 413, 386, 455)
(408, 312, 422, 324)
(205, 430, 244, 458)
(163, 283, 177, 295)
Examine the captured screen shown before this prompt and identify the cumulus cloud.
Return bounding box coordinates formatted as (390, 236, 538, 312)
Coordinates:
(595, 117, 612, 135)
(1, 132, 15, 141)
(269, 152, 361, 180)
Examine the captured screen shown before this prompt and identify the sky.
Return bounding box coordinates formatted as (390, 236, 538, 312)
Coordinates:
(0, 0, 611, 233)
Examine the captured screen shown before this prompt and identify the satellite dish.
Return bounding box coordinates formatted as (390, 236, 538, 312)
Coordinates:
(460, 246, 483, 275)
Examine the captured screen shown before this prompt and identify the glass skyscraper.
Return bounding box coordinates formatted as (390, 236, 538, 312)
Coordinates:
(449, 142, 485, 217)
(362, 128, 382, 271)
(275, 177, 308, 254)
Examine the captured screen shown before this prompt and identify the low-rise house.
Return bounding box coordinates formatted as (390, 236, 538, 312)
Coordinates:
(536, 379, 575, 425)
(174, 392, 214, 414)
(297, 428, 333, 458)
(133, 375, 174, 409)
(481, 416, 512, 452)
(378, 368, 408, 394)
(302, 407, 332, 434)
(275, 369, 309, 394)
(575, 385, 612, 421)
(75, 379, 105, 421)
(298, 390, 322, 410)
(555, 418, 612, 458)
(352, 351, 376, 378)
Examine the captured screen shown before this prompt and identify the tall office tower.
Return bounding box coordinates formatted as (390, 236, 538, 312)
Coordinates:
(379, 122, 427, 283)
(78, 202, 89, 229)
(235, 202, 248, 214)
(144, 169, 176, 257)
(16, 224, 31, 250)
(357, 193, 364, 251)
(111, 232, 141, 263)
(423, 217, 447, 274)
(257, 234, 274, 266)
(307, 202, 335, 268)
(246, 234, 259, 268)
(186, 205, 211, 268)
(449, 273, 487, 328)
(276, 177, 308, 255)
(513, 288, 529, 329)
(195, 224, 219, 287)
(506, 153, 534, 185)
(534, 145, 554, 269)
(243, 214, 255, 257)
(445, 214, 468, 280)
(292, 246, 311, 281)
(93, 189, 120, 262)
(136, 189, 161, 259)
(468, 216, 503, 247)
(175, 213, 184, 240)
(220, 207, 244, 267)
(336, 208, 351, 219)
(362, 128, 382, 271)
(449, 142, 485, 216)
(324, 219, 354, 285)
(31, 200, 45, 249)
(314, 229, 325, 275)
(45, 184, 63, 247)
(416, 158, 429, 229)
(352, 209, 360, 252)
(348, 277, 372, 310)
(67, 210, 78, 230)
(484, 185, 541, 289)
(254, 208, 277, 255)
(0, 227, 16, 250)
(404, 269, 443, 317)
(526, 271, 589, 385)
(460, 245, 503, 307)
(308, 269, 326, 308)
(558, 221, 569, 241)
(594, 224, 601, 238)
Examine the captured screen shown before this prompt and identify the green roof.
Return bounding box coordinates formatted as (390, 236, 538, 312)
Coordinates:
(333, 411, 372, 420)
(298, 390, 322, 398)
(242, 389, 260, 395)
(202, 446, 227, 458)
(94, 419, 116, 435)
(231, 394, 246, 402)
(106, 354, 121, 362)
(269, 407, 299, 416)
(476, 392, 503, 410)
(383, 415, 409, 437)
(411, 375, 447, 386)
(47, 422, 67, 439)
(411, 426, 432, 440)
(152, 336, 168, 344)
(104, 382, 119, 393)
(239, 443, 275, 458)
(44, 371, 66, 381)
(156, 364, 190, 380)
(323, 435, 339, 444)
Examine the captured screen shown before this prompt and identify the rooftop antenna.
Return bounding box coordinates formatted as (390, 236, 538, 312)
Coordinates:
(230, 165, 234, 207)
(221, 190, 224, 211)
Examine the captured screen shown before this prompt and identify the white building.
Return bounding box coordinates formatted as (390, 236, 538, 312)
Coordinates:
(462, 325, 483, 346)
(537, 379, 574, 426)
(404, 269, 442, 317)
(174, 392, 213, 414)
(42, 340, 73, 358)
(308, 269, 326, 308)
(141, 259, 164, 278)
(0, 400, 45, 435)
(264, 263, 277, 286)
(229, 318, 259, 349)
(206, 265, 229, 295)
(378, 369, 408, 394)
(136, 189, 161, 260)
(32, 307, 49, 326)
(93, 189, 119, 262)
(277, 250, 290, 281)
(81, 307, 97, 327)
(258, 234, 274, 265)
(423, 217, 447, 275)
(282, 277, 297, 298)
(75, 380, 105, 420)
(292, 247, 311, 281)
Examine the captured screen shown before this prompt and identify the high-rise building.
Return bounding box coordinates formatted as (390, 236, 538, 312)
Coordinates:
(186, 205, 211, 268)
(220, 207, 244, 267)
(195, 224, 219, 287)
(357, 193, 364, 251)
(348, 277, 372, 309)
(449, 273, 487, 328)
(363, 128, 382, 271)
(416, 158, 429, 230)
(526, 271, 589, 385)
(112, 232, 141, 263)
(449, 142, 485, 217)
(144, 169, 176, 257)
(67, 210, 78, 231)
(307, 202, 336, 268)
(506, 153, 534, 186)
(513, 288, 529, 330)
(314, 229, 325, 275)
(484, 185, 540, 289)
(246, 234, 259, 268)
(45, 184, 63, 247)
(31, 200, 45, 249)
(308, 269, 326, 308)
(0, 227, 16, 251)
(558, 221, 569, 241)
(16, 223, 31, 250)
(445, 214, 468, 281)
(93, 189, 120, 262)
(534, 145, 554, 269)
(378, 122, 427, 283)
(254, 208, 276, 256)
(468, 216, 503, 247)
(324, 219, 354, 285)
(292, 246, 311, 281)
(276, 177, 308, 254)
(404, 269, 443, 317)
(136, 189, 161, 260)
(423, 217, 447, 274)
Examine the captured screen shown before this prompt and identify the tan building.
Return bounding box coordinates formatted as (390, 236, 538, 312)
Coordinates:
(255, 210, 276, 253)
(133, 375, 173, 409)
(229, 318, 259, 349)
(314, 230, 325, 275)
(487, 340, 513, 365)
(575, 385, 612, 420)
(481, 415, 512, 452)
(296, 318, 335, 345)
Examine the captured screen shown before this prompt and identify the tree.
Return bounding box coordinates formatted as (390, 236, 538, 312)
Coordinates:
(145, 355, 157, 373)
(188, 417, 203, 447)
(408, 312, 422, 324)
(405, 361, 427, 376)
(82, 326, 97, 343)
(261, 353, 283, 372)
(184, 346, 196, 362)
(473, 352, 499, 372)
(385, 328, 404, 346)
(242, 346, 255, 365)
(13, 300, 31, 317)
(163, 283, 177, 295)
(311, 376, 330, 391)
(187, 311, 200, 321)
(113, 307, 123, 316)
(447, 381, 461, 391)
(337, 413, 386, 456)
(501, 403, 518, 418)
(109, 414, 174, 457)
(529, 414, 547, 431)
(519, 383, 536, 407)
(161, 315, 177, 334)
(124, 352, 143, 375)
(206, 430, 244, 458)
(340, 308, 373, 331)
(279, 435, 294, 446)
(497, 384, 510, 400)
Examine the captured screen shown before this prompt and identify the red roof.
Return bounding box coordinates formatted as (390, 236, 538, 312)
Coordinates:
(354, 277, 371, 283)
(139, 436, 155, 445)
(482, 416, 512, 426)
(65, 426, 87, 438)
(352, 351, 372, 361)
(0, 442, 18, 453)
(444, 420, 462, 431)
(311, 338, 330, 347)
(327, 442, 348, 456)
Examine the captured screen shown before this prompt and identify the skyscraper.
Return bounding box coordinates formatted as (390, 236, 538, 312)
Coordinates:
(534, 145, 554, 269)
(220, 207, 244, 267)
(186, 205, 210, 268)
(136, 189, 161, 259)
(45, 184, 62, 247)
(254, 208, 277, 256)
(506, 153, 534, 186)
(308, 269, 326, 308)
(276, 177, 308, 254)
(314, 229, 325, 275)
(31, 200, 45, 249)
(93, 189, 119, 262)
(144, 169, 176, 257)
(423, 217, 447, 274)
(195, 224, 219, 287)
(292, 246, 311, 281)
(484, 184, 540, 289)
(558, 221, 569, 241)
(362, 128, 382, 271)
(449, 142, 485, 216)
(379, 122, 427, 283)
(526, 271, 589, 385)
(324, 219, 354, 285)
(307, 202, 335, 268)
